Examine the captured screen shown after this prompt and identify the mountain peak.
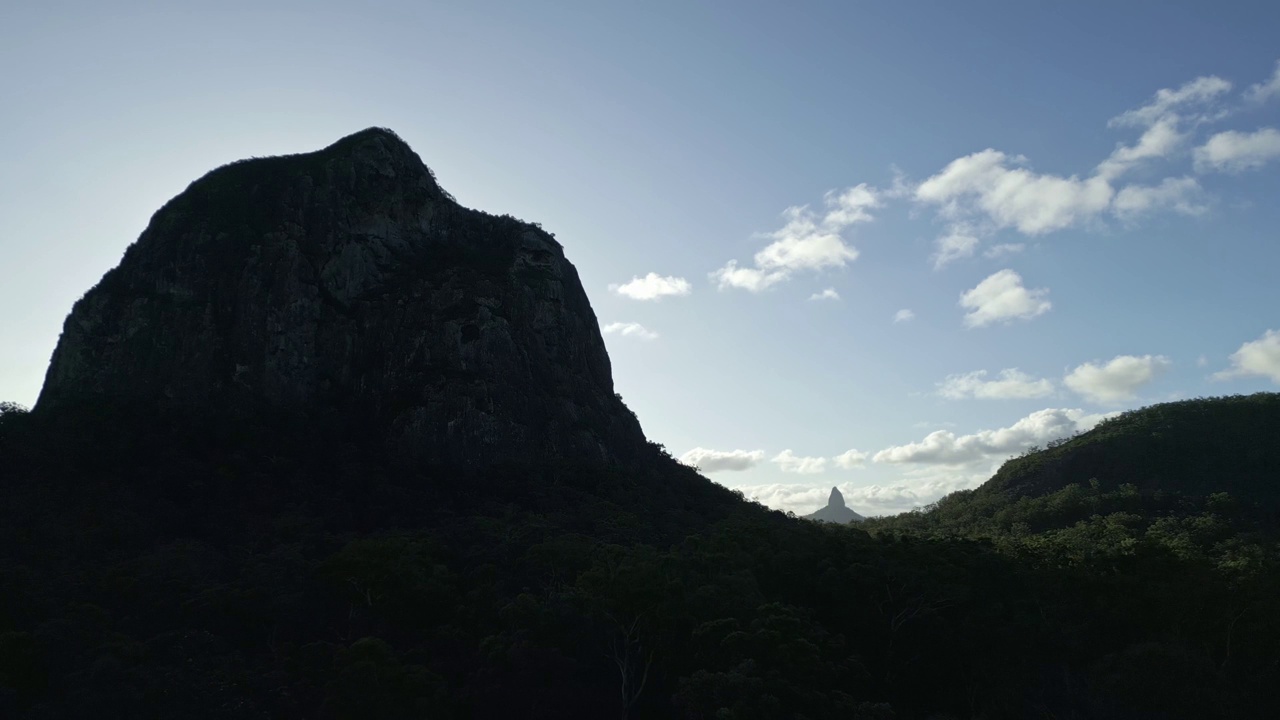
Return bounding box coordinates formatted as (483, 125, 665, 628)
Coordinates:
(827, 486, 845, 507)
(36, 129, 649, 466)
(805, 486, 865, 524)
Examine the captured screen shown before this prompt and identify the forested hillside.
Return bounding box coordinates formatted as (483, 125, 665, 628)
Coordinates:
(2, 395, 1278, 718)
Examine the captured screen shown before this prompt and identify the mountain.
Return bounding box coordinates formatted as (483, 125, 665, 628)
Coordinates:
(983, 393, 1280, 505)
(867, 393, 1280, 537)
(3, 131, 1279, 718)
(804, 486, 865, 523)
(36, 127, 646, 466)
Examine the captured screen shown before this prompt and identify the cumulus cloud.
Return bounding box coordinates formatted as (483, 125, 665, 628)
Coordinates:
(1108, 75, 1233, 129)
(937, 369, 1055, 400)
(931, 226, 980, 269)
(1064, 354, 1172, 404)
(959, 269, 1051, 328)
(809, 288, 840, 301)
(915, 149, 1114, 235)
(771, 449, 827, 474)
(834, 449, 869, 469)
(711, 184, 879, 292)
(1194, 128, 1280, 172)
(608, 273, 691, 300)
(894, 309, 915, 323)
(1245, 60, 1280, 104)
(1213, 329, 1280, 383)
(679, 447, 766, 473)
(1096, 118, 1186, 180)
(873, 408, 1117, 466)
(911, 74, 1240, 245)
(602, 322, 659, 340)
(709, 262, 788, 292)
(1112, 177, 1206, 217)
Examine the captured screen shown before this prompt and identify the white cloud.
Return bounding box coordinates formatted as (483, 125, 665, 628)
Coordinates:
(753, 206, 862, 273)
(912, 74, 1239, 243)
(1109, 75, 1233, 129)
(834, 449, 868, 469)
(873, 408, 1117, 466)
(937, 368, 1055, 400)
(608, 273, 691, 300)
(709, 261, 788, 292)
(931, 226, 980, 269)
(772, 449, 827, 474)
(959, 269, 1051, 328)
(602, 322, 658, 340)
(1245, 60, 1280, 104)
(1064, 354, 1171, 404)
(712, 184, 878, 292)
(1213, 329, 1280, 383)
(822, 184, 882, 226)
(984, 243, 1025, 259)
(809, 288, 840, 301)
(1096, 118, 1186, 180)
(1197, 355, 1209, 368)
(915, 149, 1114, 235)
(1194, 128, 1280, 172)
(679, 447, 766, 472)
(894, 309, 915, 323)
(1112, 177, 1206, 217)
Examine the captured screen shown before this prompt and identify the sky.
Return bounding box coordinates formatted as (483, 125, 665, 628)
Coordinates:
(3, 1, 1279, 516)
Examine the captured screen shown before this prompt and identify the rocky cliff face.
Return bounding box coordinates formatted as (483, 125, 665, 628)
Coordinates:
(38, 128, 648, 465)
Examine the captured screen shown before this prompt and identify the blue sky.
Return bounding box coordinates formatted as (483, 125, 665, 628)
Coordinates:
(3, 1, 1279, 514)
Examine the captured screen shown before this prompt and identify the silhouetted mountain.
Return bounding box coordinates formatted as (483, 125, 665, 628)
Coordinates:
(2, 132, 1278, 719)
(867, 394, 1280, 538)
(37, 127, 647, 467)
(804, 487, 865, 523)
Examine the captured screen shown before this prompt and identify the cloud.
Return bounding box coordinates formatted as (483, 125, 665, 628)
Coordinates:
(1112, 177, 1206, 217)
(679, 447, 765, 472)
(609, 273, 691, 300)
(984, 243, 1025, 259)
(709, 262, 788, 292)
(771, 449, 827, 474)
(915, 149, 1114, 235)
(1108, 75, 1233, 129)
(602, 322, 659, 340)
(809, 288, 840, 301)
(1194, 128, 1280, 172)
(912, 74, 1239, 242)
(834, 449, 868, 469)
(1245, 60, 1280, 104)
(959, 269, 1051, 328)
(894, 309, 915, 323)
(931, 226, 980, 269)
(873, 408, 1117, 466)
(1213, 329, 1280, 383)
(1096, 118, 1186, 180)
(1064, 354, 1171, 404)
(711, 184, 879, 292)
(937, 368, 1055, 400)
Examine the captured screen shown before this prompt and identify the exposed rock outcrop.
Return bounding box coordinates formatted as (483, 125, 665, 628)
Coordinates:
(37, 128, 648, 465)
(804, 487, 866, 524)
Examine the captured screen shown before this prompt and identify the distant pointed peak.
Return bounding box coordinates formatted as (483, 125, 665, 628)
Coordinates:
(828, 486, 845, 507)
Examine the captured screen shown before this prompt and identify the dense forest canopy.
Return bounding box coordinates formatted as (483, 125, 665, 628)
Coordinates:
(1, 394, 1278, 718)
